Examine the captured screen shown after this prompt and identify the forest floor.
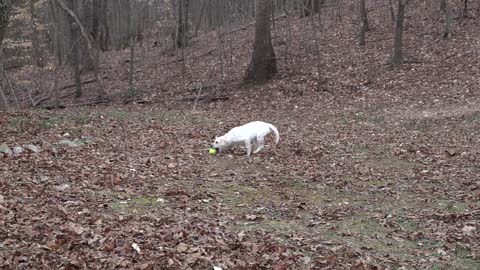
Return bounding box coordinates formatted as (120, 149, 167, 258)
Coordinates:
(1, 3, 480, 270)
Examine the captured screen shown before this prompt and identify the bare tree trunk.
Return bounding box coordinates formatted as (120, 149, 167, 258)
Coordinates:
(388, 0, 395, 23)
(29, 0, 43, 67)
(442, 1, 451, 39)
(358, 0, 367, 46)
(440, 0, 446, 13)
(309, 0, 324, 91)
(0, 0, 10, 44)
(127, 0, 135, 97)
(194, 0, 206, 36)
(176, 0, 190, 48)
(50, 0, 60, 109)
(65, 0, 82, 98)
(284, 8, 293, 66)
(0, 0, 12, 110)
(92, 0, 109, 51)
(462, 0, 468, 17)
(392, 0, 408, 67)
(48, 0, 62, 65)
(359, 0, 369, 31)
(245, 0, 277, 83)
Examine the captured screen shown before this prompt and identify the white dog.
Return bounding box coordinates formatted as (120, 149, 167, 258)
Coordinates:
(211, 121, 280, 157)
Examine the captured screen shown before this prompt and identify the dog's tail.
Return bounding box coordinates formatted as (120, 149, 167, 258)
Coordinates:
(268, 124, 280, 145)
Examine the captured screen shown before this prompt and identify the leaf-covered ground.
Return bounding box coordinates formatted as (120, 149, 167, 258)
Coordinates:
(2, 3, 480, 269)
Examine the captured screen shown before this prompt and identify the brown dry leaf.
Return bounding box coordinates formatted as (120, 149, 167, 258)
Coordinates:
(138, 261, 154, 270)
(461, 225, 476, 235)
(272, 264, 288, 270)
(176, 242, 189, 253)
(68, 222, 86, 235)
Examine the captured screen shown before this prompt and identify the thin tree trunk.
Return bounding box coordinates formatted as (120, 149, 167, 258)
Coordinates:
(176, 0, 190, 48)
(92, 0, 109, 51)
(29, 0, 43, 67)
(0, 0, 12, 110)
(48, 0, 62, 65)
(442, 1, 451, 39)
(50, 0, 60, 108)
(194, 0, 207, 36)
(440, 0, 446, 13)
(309, 0, 324, 90)
(65, 0, 82, 98)
(392, 0, 408, 67)
(462, 0, 468, 17)
(388, 0, 395, 23)
(100, 0, 109, 50)
(127, 0, 135, 97)
(359, 0, 369, 31)
(0, 52, 8, 110)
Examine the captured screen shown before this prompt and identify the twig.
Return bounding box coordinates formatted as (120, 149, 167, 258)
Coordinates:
(192, 85, 203, 110)
(60, 78, 97, 90)
(41, 98, 109, 110)
(193, 60, 217, 110)
(3, 69, 19, 109)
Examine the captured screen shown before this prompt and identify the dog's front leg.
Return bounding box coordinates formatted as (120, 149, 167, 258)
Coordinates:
(244, 140, 252, 157)
(253, 136, 265, 154)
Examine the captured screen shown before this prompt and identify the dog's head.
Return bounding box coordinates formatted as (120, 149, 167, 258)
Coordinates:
(211, 136, 228, 151)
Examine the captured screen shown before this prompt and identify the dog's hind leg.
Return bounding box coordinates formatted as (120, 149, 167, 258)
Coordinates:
(253, 136, 265, 154)
(244, 140, 252, 157)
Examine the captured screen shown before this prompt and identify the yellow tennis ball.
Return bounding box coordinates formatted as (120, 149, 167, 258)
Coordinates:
(209, 148, 217, 155)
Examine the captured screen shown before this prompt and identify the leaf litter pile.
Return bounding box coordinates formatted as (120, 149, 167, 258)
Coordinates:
(2, 3, 480, 269)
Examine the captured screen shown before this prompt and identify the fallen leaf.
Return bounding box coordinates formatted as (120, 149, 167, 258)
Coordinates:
(177, 242, 189, 253)
(461, 225, 476, 235)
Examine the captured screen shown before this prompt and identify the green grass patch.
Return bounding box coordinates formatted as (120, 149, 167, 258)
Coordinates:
(109, 110, 128, 121)
(39, 116, 63, 129)
(73, 113, 92, 125)
(8, 116, 28, 132)
(110, 196, 166, 215)
(354, 144, 419, 171)
(433, 199, 470, 213)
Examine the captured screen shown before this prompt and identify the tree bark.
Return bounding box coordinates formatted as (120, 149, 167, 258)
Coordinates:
(359, 0, 369, 32)
(442, 1, 451, 39)
(92, 0, 109, 50)
(176, 0, 190, 48)
(462, 0, 468, 17)
(440, 0, 446, 13)
(388, 0, 395, 23)
(194, 0, 206, 36)
(50, 0, 60, 109)
(0, 0, 12, 110)
(0, 0, 10, 44)
(358, 0, 368, 46)
(48, 0, 62, 65)
(65, 0, 82, 97)
(310, 0, 324, 91)
(245, 0, 277, 83)
(29, 0, 43, 67)
(128, 0, 135, 97)
(392, 0, 408, 67)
